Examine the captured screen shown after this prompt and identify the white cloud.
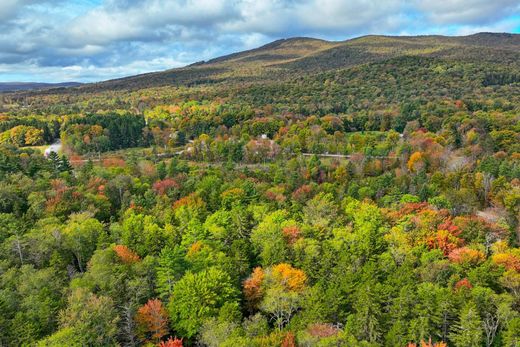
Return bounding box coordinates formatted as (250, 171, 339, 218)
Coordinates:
(0, 0, 519, 82)
(297, 0, 404, 31)
(0, 0, 21, 21)
(415, 0, 520, 25)
(454, 18, 520, 35)
(0, 56, 187, 82)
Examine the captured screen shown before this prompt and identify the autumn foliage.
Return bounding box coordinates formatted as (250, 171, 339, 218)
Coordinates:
(281, 332, 296, 347)
(158, 337, 183, 347)
(136, 299, 169, 343)
(153, 178, 180, 195)
(426, 229, 462, 255)
(187, 241, 203, 256)
(271, 263, 307, 292)
(173, 193, 205, 210)
(102, 157, 126, 168)
(448, 247, 485, 266)
(307, 323, 340, 338)
(407, 338, 447, 347)
(291, 184, 313, 202)
(407, 151, 424, 172)
(282, 225, 301, 244)
(244, 267, 265, 309)
(113, 245, 141, 264)
(454, 278, 473, 291)
(492, 252, 520, 272)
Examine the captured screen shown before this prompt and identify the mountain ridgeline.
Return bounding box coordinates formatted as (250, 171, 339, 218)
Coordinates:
(83, 32, 520, 90)
(94, 34, 516, 87)
(5, 32, 520, 115)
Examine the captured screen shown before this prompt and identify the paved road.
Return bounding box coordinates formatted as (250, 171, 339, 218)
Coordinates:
(301, 152, 397, 159)
(44, 140, 62, 157)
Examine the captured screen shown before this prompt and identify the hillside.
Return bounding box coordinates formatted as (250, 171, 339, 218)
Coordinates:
(0, 82, 82, 92)
(75, 32, 520, 91)
(6, 32, 518, 96)
(4, 32, 519, 115)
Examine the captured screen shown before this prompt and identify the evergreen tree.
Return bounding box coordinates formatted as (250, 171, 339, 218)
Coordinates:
(450, 303, 483, 347)
(167, 157, 178, 177)
(60, 155, 73, 173)
(47, 151, 61, 175)
(157, 161, 167, 180)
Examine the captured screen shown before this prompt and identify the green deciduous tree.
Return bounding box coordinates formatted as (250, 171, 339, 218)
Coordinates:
(168, 267, 238, 338)
(42, 288, 119, 346)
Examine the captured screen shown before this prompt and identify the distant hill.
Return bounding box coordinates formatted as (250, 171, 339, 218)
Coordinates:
(64, 32, 519, 92)
(0, 82, 82, 92)
(5, 32, 519, 114)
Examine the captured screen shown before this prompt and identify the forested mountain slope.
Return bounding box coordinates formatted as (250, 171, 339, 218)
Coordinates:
(4, 32, 519, 114)
(5, 32, 519, 95)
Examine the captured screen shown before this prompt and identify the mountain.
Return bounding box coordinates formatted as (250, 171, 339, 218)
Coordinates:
(5, 32, 519, 114)
(0, 82, 82, 92)
(70, 32, 520, 92)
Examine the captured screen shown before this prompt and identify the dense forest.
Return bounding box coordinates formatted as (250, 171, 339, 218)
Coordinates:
(0, 33, 519, 346)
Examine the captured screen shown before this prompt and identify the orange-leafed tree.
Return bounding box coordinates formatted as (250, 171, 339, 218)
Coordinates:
(243, 267, 265, 311)
(113, 245, 141, 264)
(102, 157, 126, 168)
(407, 338, 447, 347)
(407, 151, 424, 172)
(136, 299, 169, 343)
(158, 337, 183, 347)
(281, 331, 296, 347)
(454, 278, 473, 291)
(271, 263, 307, 292)
(426, 229, 461, 256)
(307, 323, 340, 338)
(492, 252, 520, 272)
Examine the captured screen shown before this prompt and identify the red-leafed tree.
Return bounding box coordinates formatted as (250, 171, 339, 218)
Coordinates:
(282, 225, 301, 245)
(158, 337, 183, 347)
(136, 299, 169, 343)
(426, 229, 461, 256)
(454, 278, 473, 291)
(153, 178, 179, 196)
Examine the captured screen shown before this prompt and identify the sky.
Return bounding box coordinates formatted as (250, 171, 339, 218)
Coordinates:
(0, 0, 519, 83)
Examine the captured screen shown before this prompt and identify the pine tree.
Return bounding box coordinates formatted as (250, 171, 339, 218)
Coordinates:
(450, 303, 483, 347)
(167, 157, 178, 177)
(157, 161, 167, 180)
(80, 158, 94, 178)
(176, 131, 186, 146)
(48, 151, 61, 174)
(60, 155, 73, 172)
